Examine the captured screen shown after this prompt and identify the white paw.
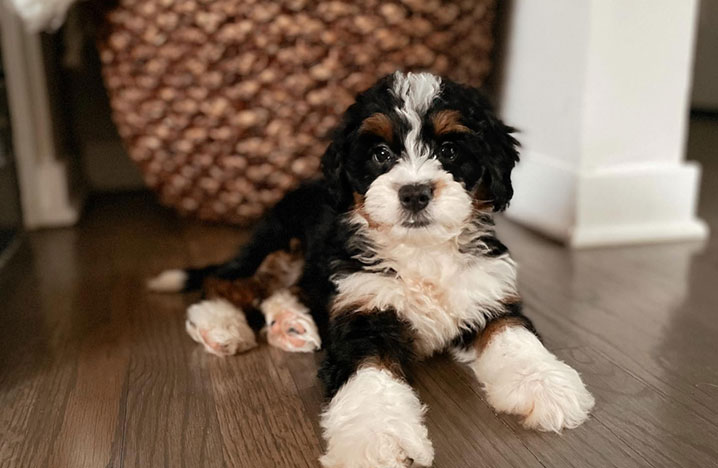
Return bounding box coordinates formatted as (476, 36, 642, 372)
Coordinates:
(260, 290, 321, 352)
(320, 367, 434, 468)
(474, 327, 595, 432)
(487, 357, 595, 432)
(321, 432, 429, 468)
(186, 299, 257, 357)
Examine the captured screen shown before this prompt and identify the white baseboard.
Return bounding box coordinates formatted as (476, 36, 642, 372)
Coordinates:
(1, 5, 84, 229)
(569, 219, 708, 248)
(28, 157, 84, 228)
(505, 153, 578, 242)
(506, 152, 709, 248)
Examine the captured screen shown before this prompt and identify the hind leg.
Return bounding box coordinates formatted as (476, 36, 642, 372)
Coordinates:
(147, 183, 321, 293)
(186, 299, 257, 356)
(260, 261, 331, 353)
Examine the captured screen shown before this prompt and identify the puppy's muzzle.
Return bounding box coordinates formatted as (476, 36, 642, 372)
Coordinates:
(399, 183, 433, 213)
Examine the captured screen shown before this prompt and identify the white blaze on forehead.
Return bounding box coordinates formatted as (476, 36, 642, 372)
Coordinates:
(391, 72, 442, 163)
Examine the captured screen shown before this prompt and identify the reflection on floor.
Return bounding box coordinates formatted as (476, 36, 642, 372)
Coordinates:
(1, 116, 717, 467)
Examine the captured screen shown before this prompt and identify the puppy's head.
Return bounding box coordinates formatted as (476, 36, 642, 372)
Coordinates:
(322, 72, 518, 238)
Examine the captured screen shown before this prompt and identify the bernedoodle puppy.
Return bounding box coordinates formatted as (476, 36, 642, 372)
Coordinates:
(149, 71, 595, 468)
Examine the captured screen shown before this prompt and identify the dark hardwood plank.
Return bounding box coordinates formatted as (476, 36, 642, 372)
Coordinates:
(274, 350, 327, 449)
(575, 346, 718, 467)
(499, 222, 718, 423)
(44, 274, 132, 468)
(206, 347, 322, 468)
(116, 201, 227, 468)
(0, 216, 136, 467)
(0, 244, 54, 468)
(500, 345, 718, 468)
(182, 222, 323, 468)
(121, 292, 228, 468)
(416, 352, 655, 468)
(414, 356, 545, 468)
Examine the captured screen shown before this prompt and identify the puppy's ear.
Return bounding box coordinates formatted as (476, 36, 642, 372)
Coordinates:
(321, 125, 352, 210)
(460, 85, 520, 212)
(479, 112, 519, 212)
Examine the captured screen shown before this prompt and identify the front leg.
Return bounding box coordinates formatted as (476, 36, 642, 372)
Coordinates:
(318, 309, 434, 468)
(453, 304, 595, 432)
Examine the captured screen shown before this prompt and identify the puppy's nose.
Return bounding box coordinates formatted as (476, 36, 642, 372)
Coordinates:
(398, 183, 433, 212)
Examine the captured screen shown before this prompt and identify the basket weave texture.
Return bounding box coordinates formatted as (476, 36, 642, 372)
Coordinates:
(99, 0, 497, 225)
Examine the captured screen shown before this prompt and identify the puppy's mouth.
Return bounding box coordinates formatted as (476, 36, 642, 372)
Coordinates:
(401, 214, 431, 228)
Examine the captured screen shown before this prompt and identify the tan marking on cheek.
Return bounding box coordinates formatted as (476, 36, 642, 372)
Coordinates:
(353, 192, 387, 231)
(359, 113, 393, 142)
(432, 179, 447, 199)
(353, 192, 365, 208)
(432, 110, 470, 135)
(475, 316, 528, 352)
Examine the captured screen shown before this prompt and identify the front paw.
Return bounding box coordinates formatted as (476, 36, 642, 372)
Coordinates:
(498, 360, 595, 432)
(321, 431, 432, 468)
(320, 367, 434, 468)
(484, 354, 595, 432)
(474, 327, 595, 432)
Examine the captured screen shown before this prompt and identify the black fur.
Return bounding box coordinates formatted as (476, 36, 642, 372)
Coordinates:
(450, 302, 539, 352)
(320, 76, 519, 213)
(427, 81, 520, 211)
(477, 235, 510, 257)
(321, 75, 404, 211)
(318, 309, 416, 397)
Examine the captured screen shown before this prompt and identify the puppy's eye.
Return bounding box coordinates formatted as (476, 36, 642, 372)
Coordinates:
(438, 142, 458, 162)
(371, 145, 394, 164)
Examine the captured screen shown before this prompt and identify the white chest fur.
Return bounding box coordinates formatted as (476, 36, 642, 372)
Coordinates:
(332, 241, 518, 356)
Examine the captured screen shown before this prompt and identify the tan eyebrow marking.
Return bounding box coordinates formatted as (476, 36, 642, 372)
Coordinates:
(359, 113, 393, 142)
(432, 110, 471, 135)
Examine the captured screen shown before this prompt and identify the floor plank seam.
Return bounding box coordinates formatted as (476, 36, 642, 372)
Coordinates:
(112, 364, 131, 468)
(492, 416, 550, 468)
(588, 413, 659, 468)
(591, 345, 718, 430)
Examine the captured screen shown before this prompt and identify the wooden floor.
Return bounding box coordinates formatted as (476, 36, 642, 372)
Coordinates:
(2, 117, 718, 468)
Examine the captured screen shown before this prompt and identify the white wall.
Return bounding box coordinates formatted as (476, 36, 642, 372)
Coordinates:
(500, 0, 707, 247)
(500, 0, 590, 170)
(581, 1, 695, 169)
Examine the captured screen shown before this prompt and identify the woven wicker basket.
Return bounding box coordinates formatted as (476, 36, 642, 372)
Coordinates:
(98, 0, 497, 225)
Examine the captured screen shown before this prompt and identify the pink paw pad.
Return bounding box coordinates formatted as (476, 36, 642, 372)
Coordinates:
(261, 290, 321, 353)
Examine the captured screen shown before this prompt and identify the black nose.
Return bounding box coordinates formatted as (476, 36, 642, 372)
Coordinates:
(398, 184, 433, 212)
